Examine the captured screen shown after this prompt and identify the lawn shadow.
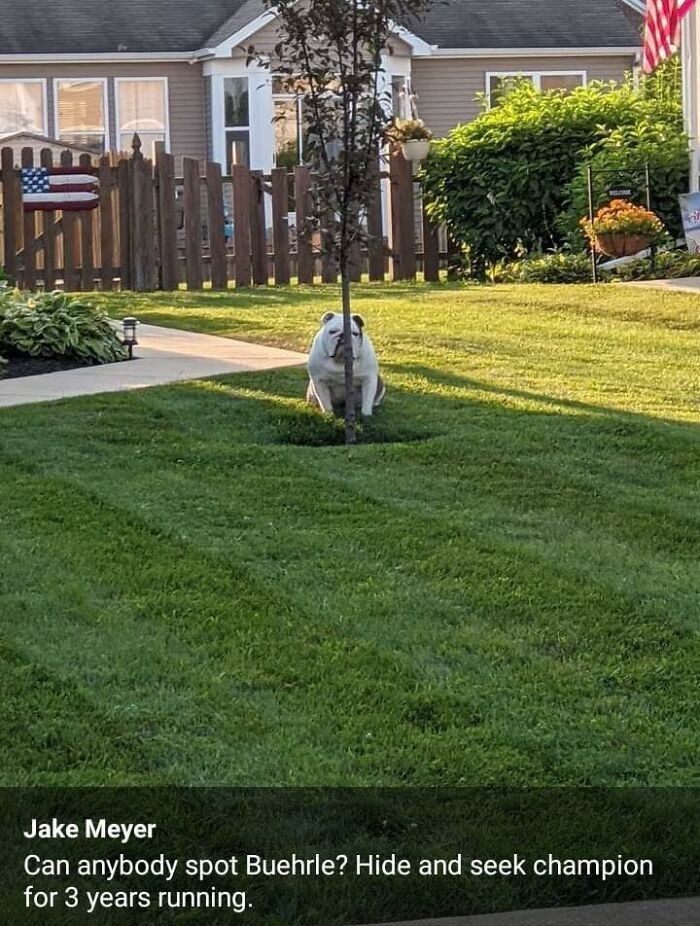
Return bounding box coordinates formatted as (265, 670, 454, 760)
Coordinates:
(384, 361, 700, 434)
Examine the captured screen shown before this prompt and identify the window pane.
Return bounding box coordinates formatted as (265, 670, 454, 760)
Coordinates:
(225, 78, 249, 127)
(57, 80, 106, 153)
(118, 80, 166, 149)
(119, 132, 165, 157)
(540, 73, 585, 92)
(274, 97, 300, 167)
(489, 74, 534, 106)
(226, 129, 250, 171)
(0, 82, 44, 135)
(392, 76, 408, 119)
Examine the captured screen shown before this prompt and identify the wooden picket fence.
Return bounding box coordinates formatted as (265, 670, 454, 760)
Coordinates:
(0, 138, 450, 292)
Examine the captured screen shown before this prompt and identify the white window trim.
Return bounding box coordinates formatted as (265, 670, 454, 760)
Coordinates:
(205, 60, 272, 173)
(0, 78, 48, 136)
(53, 77, 110, 151)
(114, 76, 171, 154)
(486, 70, 587, 106)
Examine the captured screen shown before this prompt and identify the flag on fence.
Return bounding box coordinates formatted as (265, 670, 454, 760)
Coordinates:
(644, 0, 698, 72)
(20, 166, 100, 212)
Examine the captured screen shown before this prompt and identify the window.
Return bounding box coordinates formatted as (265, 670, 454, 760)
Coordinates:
(487, 71, 586, 106)
(0, 80, 46, 135)
(56, 79, 107, 154)
(224, 77, 250, 171)
(272, 77, 306, 168)
(392, 76, 409, 119)
(117, 79, 168, 156)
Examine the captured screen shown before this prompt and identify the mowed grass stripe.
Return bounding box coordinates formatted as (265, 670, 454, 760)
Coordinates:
(0, 284, 699, 785)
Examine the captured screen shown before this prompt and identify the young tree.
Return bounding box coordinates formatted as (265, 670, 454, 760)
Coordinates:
(252, 0, 432, 444)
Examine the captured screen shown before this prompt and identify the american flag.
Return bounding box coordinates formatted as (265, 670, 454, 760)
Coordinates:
(644, 0, 698, 73)
(21, 166, 100, 213)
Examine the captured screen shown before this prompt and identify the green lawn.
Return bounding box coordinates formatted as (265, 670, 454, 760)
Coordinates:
(1, 282, 699, 787)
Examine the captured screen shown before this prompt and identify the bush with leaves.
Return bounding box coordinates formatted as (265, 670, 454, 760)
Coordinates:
(0, 289, 126, 364)
(422, 73, 686, 278)
(560, 121, 688, 247)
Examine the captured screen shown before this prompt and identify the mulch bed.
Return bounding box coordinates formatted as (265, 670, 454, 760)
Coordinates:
(2, 356, 99, 380)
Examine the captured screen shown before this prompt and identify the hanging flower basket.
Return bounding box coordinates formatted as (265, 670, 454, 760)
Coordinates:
(582, 200, 665, 258)
(594, 232, 653, 258)
(401, 139, 431, 162)
(389, 118, 433, 162)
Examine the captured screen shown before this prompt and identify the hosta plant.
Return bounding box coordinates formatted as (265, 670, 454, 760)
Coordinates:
(0, 290, 126, 364)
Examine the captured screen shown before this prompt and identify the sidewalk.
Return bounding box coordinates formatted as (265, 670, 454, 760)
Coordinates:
(0, 323, 307, 409)
(359, 897, 700, 926)
(625, 277, 700, 294)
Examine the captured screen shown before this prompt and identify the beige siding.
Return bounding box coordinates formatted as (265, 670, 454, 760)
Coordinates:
(0, 62, 206, 163)
(232, 18, 413, 60)
(412, 55, 637, 138)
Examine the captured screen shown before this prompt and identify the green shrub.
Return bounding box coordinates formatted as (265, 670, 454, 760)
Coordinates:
(422, 74, 684, 278)
(496, 251, 598, 284)
(560, 121, 689, 247)
(0, 290, 126, 364)
(614, 250, 700, 281)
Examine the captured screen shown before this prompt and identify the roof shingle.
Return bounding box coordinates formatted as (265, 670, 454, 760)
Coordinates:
(0, 0, 642, 55)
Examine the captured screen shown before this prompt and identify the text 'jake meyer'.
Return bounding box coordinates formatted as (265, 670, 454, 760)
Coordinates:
(24, 819, 157, 844)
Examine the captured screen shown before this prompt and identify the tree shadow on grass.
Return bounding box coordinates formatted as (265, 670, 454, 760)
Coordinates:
(384, 360, 700, 435)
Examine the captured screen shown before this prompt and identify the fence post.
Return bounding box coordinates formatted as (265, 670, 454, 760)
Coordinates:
(61, 150, 80, 291)
(182, 156, 203, 290)
(271, 168, 290, 285)
(232, 164, 252, 288)
(128, 136, 156, 291)
(21, 148, 36, 291)
(1, 148, 21, 286)
(206, 161, 228, 290)
(117, 154, 132, 289)
(41, 149, 58, 291)
(389, 148, 416, 281)
(366, 156, 385, 282)
(79, 153, 95, 291)
(98, 155, 114, 291)
(295, 166, 314, 284)
(250, 171, 268, 285)
(156, 148, 179, 290)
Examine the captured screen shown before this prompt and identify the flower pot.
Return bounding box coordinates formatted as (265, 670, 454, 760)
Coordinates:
(595, 233, 652, 258)
(401, 139, 431, 162)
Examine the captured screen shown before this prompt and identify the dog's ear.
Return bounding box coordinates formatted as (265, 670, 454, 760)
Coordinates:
(321, 311, 335, 325)
(352, 314, 365, 329)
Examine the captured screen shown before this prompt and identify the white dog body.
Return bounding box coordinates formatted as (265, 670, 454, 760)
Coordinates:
(307, 312, 385, 417)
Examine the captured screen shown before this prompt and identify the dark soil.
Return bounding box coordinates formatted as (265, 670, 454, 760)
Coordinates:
(2, 356, 98, 380)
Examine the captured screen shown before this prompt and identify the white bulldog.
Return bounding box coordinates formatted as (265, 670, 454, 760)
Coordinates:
(307, 311, 386, 417)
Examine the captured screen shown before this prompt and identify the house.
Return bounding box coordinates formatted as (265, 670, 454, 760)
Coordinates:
(0, 0, 643, 172)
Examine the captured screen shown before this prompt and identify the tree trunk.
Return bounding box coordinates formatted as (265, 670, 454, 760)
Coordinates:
(340, 266, 357, 445)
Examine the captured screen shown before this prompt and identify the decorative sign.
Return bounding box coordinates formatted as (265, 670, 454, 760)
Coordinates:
(21, 166, 100, 213)
(607, 187, 633, 199)
(679, 192, 700, 254)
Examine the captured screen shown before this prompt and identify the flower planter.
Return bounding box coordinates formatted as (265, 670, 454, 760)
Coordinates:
(401, 139, 431, 162)
(595, 233, 652, 258)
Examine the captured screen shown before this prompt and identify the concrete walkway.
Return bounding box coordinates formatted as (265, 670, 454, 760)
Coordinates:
(625, 277, 700, 294)
(360, 897, 700, 926)
(0, 323, 307, 408)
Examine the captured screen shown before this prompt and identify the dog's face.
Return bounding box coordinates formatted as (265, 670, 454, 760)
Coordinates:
(318, 312, 365, 361)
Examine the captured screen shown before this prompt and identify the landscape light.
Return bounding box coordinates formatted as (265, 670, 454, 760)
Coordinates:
(122, 317, 139, 360)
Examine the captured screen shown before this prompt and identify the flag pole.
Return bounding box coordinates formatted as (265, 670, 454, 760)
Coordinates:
(683, 2, 700, 191)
